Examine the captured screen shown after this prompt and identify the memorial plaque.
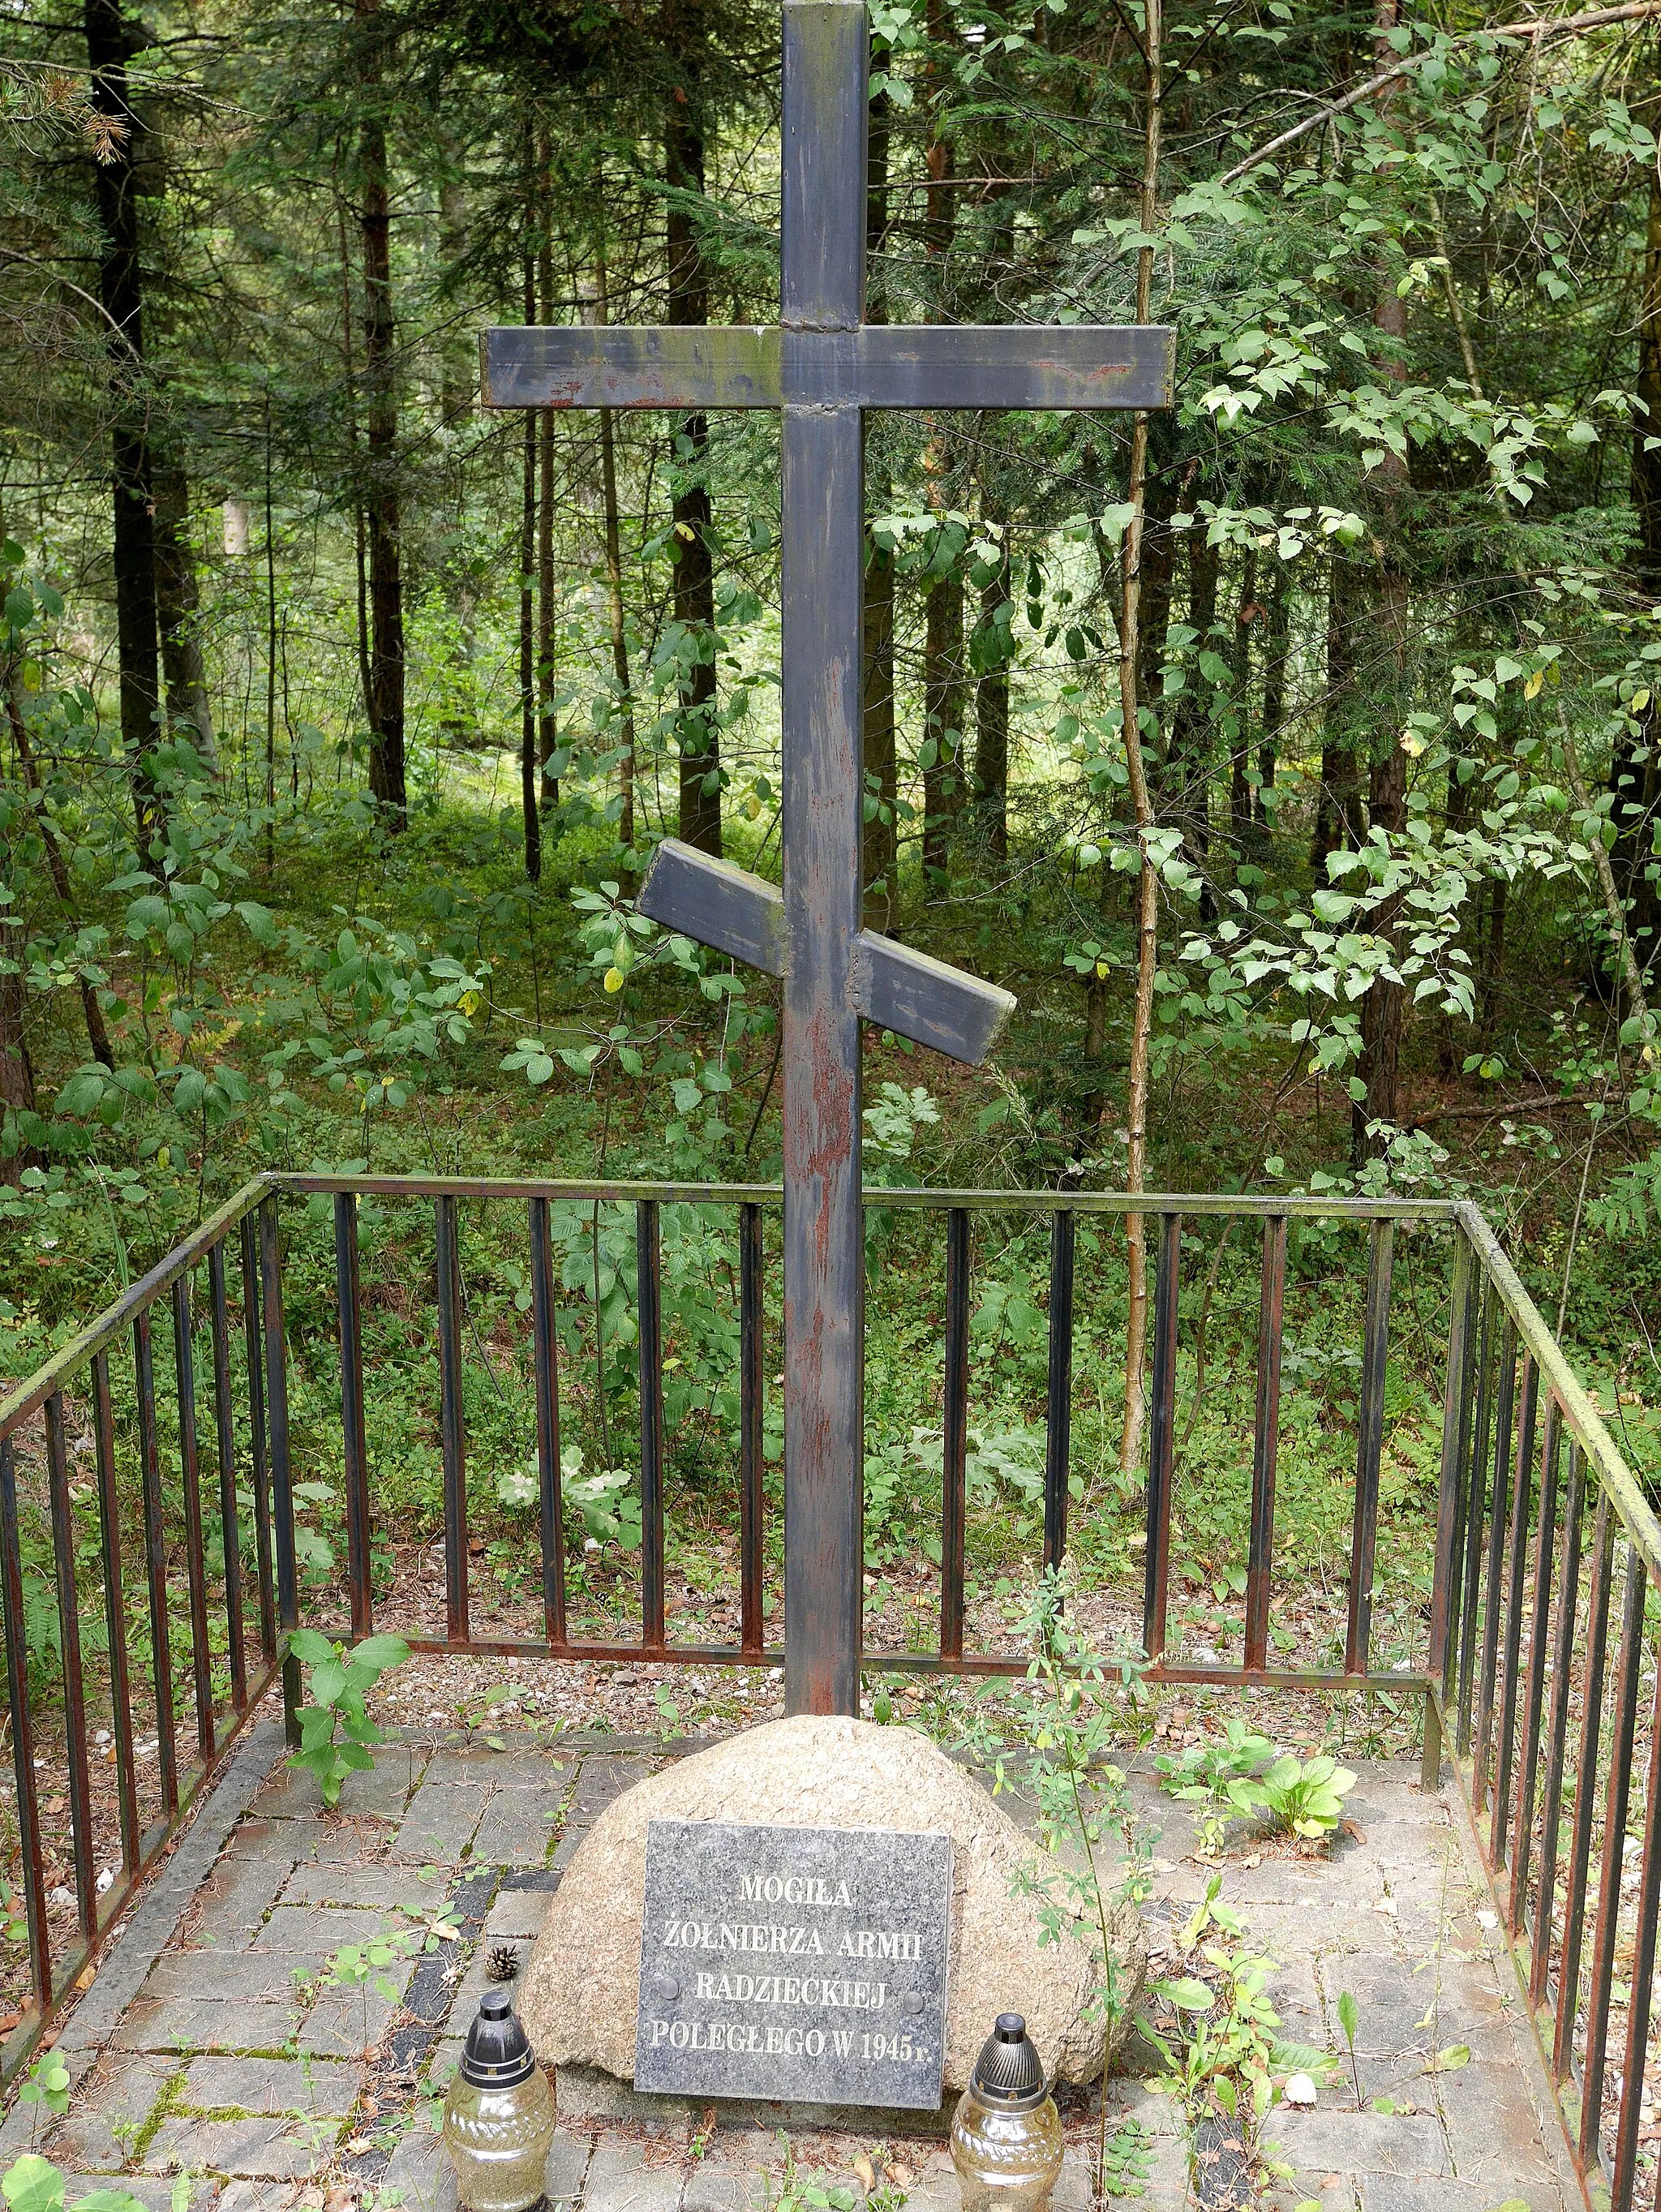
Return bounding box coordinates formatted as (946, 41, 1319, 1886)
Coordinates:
(633, 1819, 952, 2109)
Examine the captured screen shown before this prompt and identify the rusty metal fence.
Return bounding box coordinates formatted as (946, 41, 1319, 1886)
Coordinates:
(1428, 1206, 1661, 2212)
(0, 1172, 1652, 2210)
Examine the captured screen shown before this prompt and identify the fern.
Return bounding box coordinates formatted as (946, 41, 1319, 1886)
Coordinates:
(20, 1570, 58, 1673)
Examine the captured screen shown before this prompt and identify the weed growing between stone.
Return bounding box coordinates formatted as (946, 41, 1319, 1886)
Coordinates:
(287, 1633, 413, 1810)
(11, 2054, 68, 2152)
(1140, 1876, 1334, 2197)
(758, 2133, 861, 2212)
(315, 1903, 463, 2059)
(959, 1568, 1152, 2207)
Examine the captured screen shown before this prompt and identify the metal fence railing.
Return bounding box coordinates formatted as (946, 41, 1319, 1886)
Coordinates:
(0, 1173, 1650, 2212)
(1429, 1202, 1661, 2212)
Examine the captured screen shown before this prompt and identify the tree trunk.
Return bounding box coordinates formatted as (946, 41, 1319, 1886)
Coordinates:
(3, 673, 115, 1068)
(336, 191, 375, 744)
(0, 945, 35, 1185)
(439, 168, 473, 431)
(152, 468, 217, 771)
(1622, 122, 1661, 976)
(667, 91, 720, 857)
(592, 241, 637, 858)
(1229, 549, 1255, 853)
(536, 124, 559, 820)
(922, 556, 963, 883)
(1479, 876, 1507, 1037)
(1134, 457, 1177, 736)
(1561, 708, 1653, 1052)
(358, 0, 406, 827)
(1610, 721, 1660, 981)
(864, 530, 898, 928)
(1168, 524, 1217, 894)
(862, 88, 897, 932)
(1350, 0, 1414, 1162)
(1312, 553, 1360, 867)
(1118, 0, 1164, 1488)
(1257, 563, 1288, 840)
(435, 165, 475, 744)
(85, 0, 161, 834)
(518, 169, 541, 885)
(1352, 734, 1406, 1159)
(920, 1, 959, 886)
(1633, 133, 1661, 596)
(975, 526, 1011, 865)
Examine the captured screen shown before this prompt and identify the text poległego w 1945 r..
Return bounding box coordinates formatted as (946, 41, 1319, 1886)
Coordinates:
(633, 1819, 952, 2109)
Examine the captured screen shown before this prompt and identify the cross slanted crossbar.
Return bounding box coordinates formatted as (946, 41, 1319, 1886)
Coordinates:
(483, 0, 1173, 1718)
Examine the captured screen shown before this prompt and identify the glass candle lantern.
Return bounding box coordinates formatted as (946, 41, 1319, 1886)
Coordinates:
(950, 2013, 1066, 2212)
(442, 1987, 558, 2212)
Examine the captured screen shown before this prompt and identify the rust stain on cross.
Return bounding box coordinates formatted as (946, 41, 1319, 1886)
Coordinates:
(482, 0, 1174, 1718)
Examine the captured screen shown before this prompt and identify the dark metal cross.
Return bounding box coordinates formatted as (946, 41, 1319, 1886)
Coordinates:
(483, 0, 1172, 1719)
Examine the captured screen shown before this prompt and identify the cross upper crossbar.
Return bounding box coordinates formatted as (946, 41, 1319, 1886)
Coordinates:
(483, 324, 1174, 414)
(481, 0, 1174, 1720)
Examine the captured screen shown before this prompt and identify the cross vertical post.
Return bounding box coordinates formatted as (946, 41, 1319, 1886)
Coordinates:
(779, 0, 869, 1715)
(480, 2, 1172, 1722)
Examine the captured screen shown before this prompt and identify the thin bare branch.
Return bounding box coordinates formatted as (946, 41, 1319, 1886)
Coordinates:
(1217, 0, 1661, 187)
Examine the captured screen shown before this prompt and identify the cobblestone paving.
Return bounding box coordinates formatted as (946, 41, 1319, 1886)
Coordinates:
(0, 1728, 1578, 2212)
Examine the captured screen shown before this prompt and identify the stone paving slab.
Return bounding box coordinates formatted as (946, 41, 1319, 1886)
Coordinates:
(3, 1733, 1584, 2212)
(380, 2126, 592, 2212)
(111, 1997, 305, 2056)
(140, 1948, 330, 2005)
(482, 1884, 556, 1944)
(45, 2052, 179, 2173)
(141, 2111, 345, 2178)
(58, 2177, 217, 2211)
(297, 1985, 408, 2061)
(397, 1786, 486, 1865)
(582, 2141, 695, 2212)
(178, 2056, 358, 2118)
(247, 1747, 423, 1824)
(258, 1904, 413, 1952)
(58, 1724, 290, 2054)
(470, 1789, 560, 1867)
(278, 1862, 452, 1911)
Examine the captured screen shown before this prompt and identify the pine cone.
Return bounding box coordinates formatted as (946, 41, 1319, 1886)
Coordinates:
(487, 1944, 520, 1983)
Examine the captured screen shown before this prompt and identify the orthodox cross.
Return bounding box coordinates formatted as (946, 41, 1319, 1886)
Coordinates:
(483, 0, 1172, 1720)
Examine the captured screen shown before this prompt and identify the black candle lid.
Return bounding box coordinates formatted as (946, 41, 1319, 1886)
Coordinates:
(970, 2012, 1048, 2111)
(461, 1987, 538, 2088)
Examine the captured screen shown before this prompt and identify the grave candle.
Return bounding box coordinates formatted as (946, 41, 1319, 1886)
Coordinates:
(442, 1987, 558, 2212)
(950, 2013, 1065, 2212)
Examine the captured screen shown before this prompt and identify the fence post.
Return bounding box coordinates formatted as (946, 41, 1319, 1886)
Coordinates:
(1042, 1209, 1075, 1575)
(259, 1196, 300, 1745)
(1427, 1226, 1477, 1778)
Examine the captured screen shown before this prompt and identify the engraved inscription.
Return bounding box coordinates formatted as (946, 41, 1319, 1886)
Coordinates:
(633, 1819, 951, 2110)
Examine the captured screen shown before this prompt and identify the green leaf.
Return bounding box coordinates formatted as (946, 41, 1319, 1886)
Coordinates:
(1161, 1978, 1217, 2012)
(1432, 2043, 1470, 2072)
(347, 1634, 411, 1677)
(288, 1629, 337, 1666)
(1338, 1989, 1358, 2047)
(4, 2159, 65, 2212)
